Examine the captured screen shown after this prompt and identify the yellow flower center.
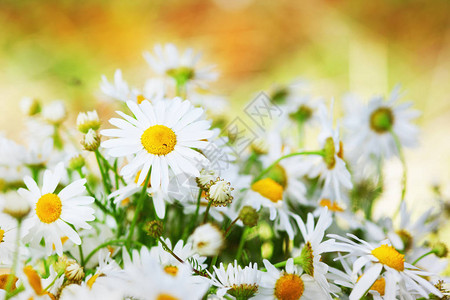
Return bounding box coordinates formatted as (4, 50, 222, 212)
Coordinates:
(136, 94, 146, 104)
(371, 244, 405, 271)
(357, 275, 386, 296)
(370, 107, 394, 133)
(251, 178, 283, 203)
(156, 294, 179, 300)
(319, 199, 344, 212)
(164, 265, 179, 276)
(274, 273, 304, 300)
(141, 125, 177, 156)
(0, 274, 18, 291)
(23, 266, 44, 295)
(370, 277, 386, 296)
(35, 193, 62, 224)
(0, 228, 4, 243)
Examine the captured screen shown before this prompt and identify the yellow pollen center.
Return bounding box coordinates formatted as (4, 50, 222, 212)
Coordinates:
(136, 94, 146, 104)
(0, 274, 18, 291)
(23, 266, 44, 295)
(319, 199, 344, 212)
(35, 193, 62, 224)
(371, 244, 405, 271)
(274, 273, 304, 300)
(0, 228, 4, 243)
(141, 125, 177, 156)
(156, 294, 179, 300)
(251, 178, 283, 203)
(164, 265, 179, 276)
(370, 277, 386, 296)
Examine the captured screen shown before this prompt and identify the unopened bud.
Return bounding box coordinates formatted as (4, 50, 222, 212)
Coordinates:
(81, 129, 100, 151)
(42, 101, 67, 125)
(20, 97, 41, 116)
(54, 256, 69, 274)
(65, 260, 84, 283)
(239, 206, 259, 228)
(145, 220, 164, 239)
(433, 242, 448, 258)
(77, 110, 101, 134)
(68, 154, 85, 171)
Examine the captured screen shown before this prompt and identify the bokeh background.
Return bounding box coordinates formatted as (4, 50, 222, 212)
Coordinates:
(1, 0, 450, 237)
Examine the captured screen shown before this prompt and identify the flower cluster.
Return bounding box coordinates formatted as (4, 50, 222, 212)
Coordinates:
(0, 43, 448, 300)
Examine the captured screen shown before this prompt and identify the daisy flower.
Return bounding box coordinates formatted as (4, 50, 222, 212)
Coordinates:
(143, 43, 218, 89)
(189, 223, 224, 256)
(303, 103, 352, 204)
(328, 233, 444, 299)
(293, 208, 340, 297)
(101, 98, 213, 191)
(100, 69, 139, 103)
(208, 260, 262, 299)
(0, 212, 19, 264)
(256, 258, 331, 299)
(343, 86, 420, 161)
(150, 238, 208, 275)
(18, 162, 95, 256)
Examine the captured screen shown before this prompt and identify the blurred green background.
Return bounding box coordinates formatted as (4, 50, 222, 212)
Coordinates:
(1, 0, 450, 227)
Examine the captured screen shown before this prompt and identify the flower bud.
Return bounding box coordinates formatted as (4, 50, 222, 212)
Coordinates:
(433, 242, 448, 258)
(239, 206, 259, 228)
(65, 260, 84, 283)
(77, 110, 101, 134)
(81, 129, 100, 151)
(144, 220, 164, 239)
(68, 154, 85, 171)
(20, 97, 41, 116)
(42, 101, 67, 125)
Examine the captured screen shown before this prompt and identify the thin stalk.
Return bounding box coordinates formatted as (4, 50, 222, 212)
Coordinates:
(5, 219, 22, 299)
(183, 190, 202, 240)
(412, 250, 435, 265)
(236, 227, 250, 263)
(252, 150, 325, 183)
(203, 200, 213, 224)
(391, 130, 407, 217)
(127, 170, 151, 248)
(83, 239, 129, 266)
(224, 216, 239, 237)
(94, 150, 111, 195)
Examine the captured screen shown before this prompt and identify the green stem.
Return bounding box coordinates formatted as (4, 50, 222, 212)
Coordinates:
(236, 227, 250, 263)
(261, 260, 287, 272)
(224, 216, 239, 237)
(43, 270, 64, 292)
(83, 239, 129, 266)
(127, 170, 151, 248)
(78, 244, 85, 267)
(391, 130, 407, 217)
(5, 219, 22, 298)
(209, 255, 218, 273)
(252, 150, 324, 183)
(183, 190, 202, 240)
(203, 200, 213, 224)
(94, 150, 111, 195)
(413, 250, 435, 265)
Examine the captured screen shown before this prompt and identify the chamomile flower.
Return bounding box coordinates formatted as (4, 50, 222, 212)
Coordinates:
(189, 223, 224, 256)
(209, 260, 262, 298)
(143, 43, 218, 89)
(150, 238, 207, 275)
(247, 177, 300, 240)
(293, 209, 340, 297)
(343, 87, 420, 161)
(304, 103, 352, 204)
(101, 98, 213, 191)
(328, 234, 444, 299)
(18, 162, 95, 256)
(257, 258, 331, 299)
(0, 213, 19, 264)
(100, 69, 139, 103)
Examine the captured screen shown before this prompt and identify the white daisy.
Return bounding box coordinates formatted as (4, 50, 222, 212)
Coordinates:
(328, 233, 444, 299)
(303, 103, 352, 204)
(18, 162, 95, 256)
(209, 260, 262, 298)
(293, 208, 340, 298)
(0, 212, 18, 264)
(143, 43, 218, 89)
(343, 86, 420, 162)
(189, 223, 224, 256)
(256, 258, 331, 299)
(150, 238, 208, 275)
(101, 98, 213, 191)
(100, 69, 139, 103)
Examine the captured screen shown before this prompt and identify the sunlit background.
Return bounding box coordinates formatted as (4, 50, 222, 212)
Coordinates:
(1, 0, 450, 241)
